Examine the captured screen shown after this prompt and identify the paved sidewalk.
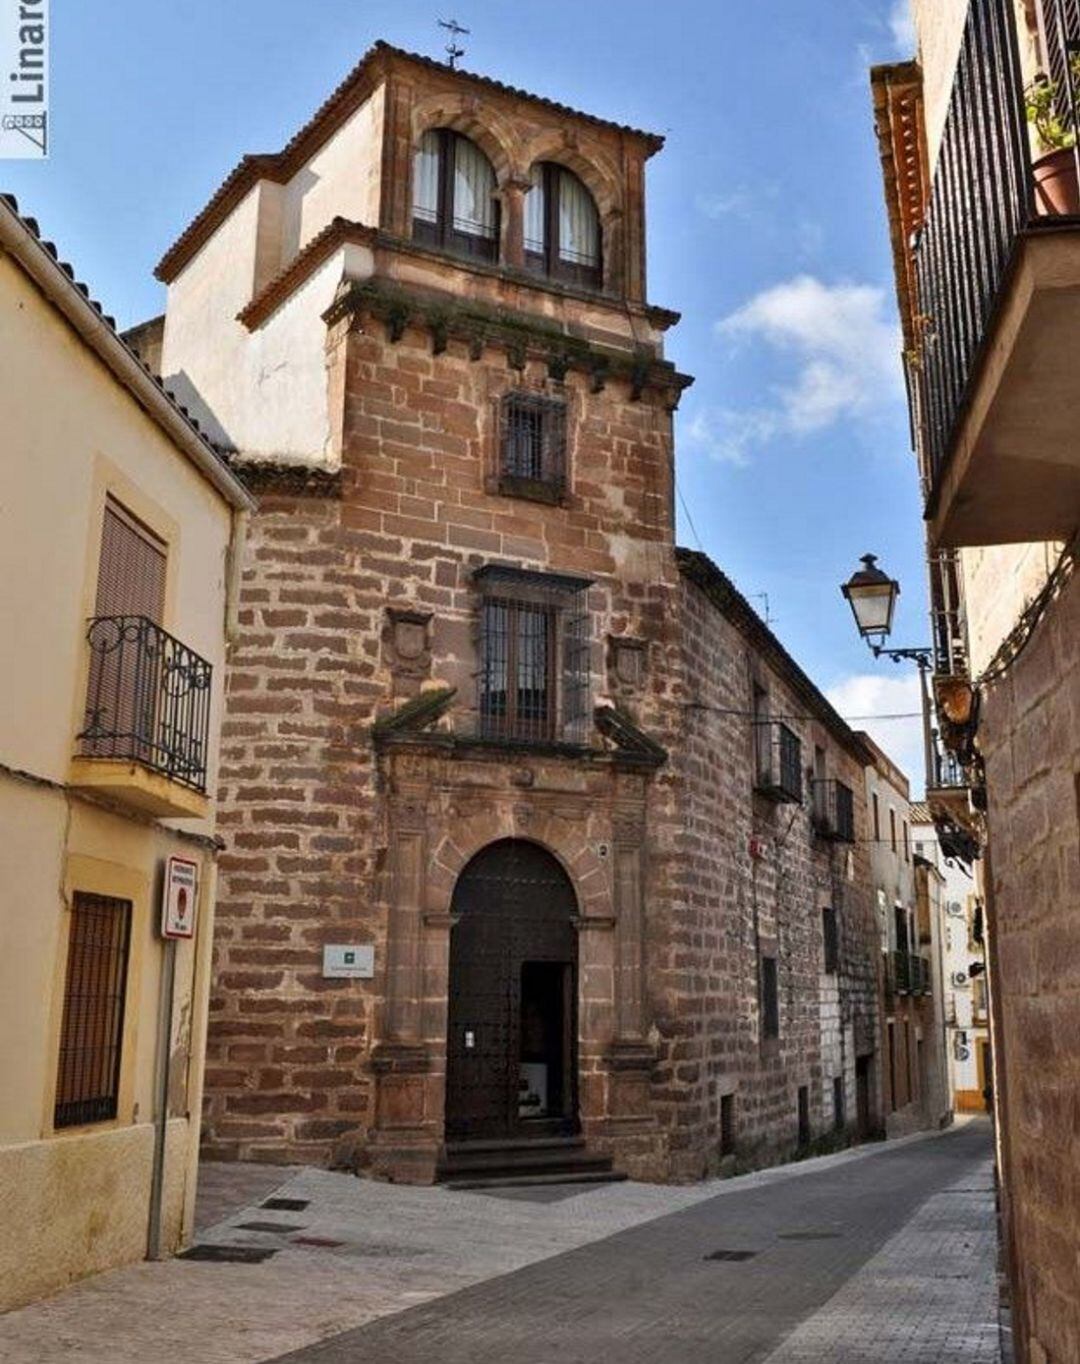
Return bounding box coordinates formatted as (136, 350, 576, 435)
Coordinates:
(0, 1120, 996, 1364)
(763, 1158, 1000, 1362)
(270, 1120, 996, 1364)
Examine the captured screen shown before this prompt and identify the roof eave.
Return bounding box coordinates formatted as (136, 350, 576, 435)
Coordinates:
(0, 196, 255, 512)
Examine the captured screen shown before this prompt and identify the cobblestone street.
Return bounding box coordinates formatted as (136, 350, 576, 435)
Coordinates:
(0, 1119, 999, 1364)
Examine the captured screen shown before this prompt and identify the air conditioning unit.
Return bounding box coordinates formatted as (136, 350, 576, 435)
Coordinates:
(955, 1045, 971, 1062)
(946, 902, 965, 918)
(952, 970, 969, 988)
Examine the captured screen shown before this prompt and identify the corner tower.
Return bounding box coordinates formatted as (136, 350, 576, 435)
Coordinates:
(157, 44, 691, 1181)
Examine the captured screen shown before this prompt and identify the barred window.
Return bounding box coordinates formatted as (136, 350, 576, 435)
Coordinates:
(55, 893, 132, 1129)
(499, 393, 567, 501)
(475, 566, 590, 745)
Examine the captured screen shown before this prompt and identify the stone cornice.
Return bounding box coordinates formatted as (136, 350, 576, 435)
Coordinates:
(326, 277, 693, 408)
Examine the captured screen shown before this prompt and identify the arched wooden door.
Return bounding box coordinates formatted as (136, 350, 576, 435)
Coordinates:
(445, 840, 579, 1142)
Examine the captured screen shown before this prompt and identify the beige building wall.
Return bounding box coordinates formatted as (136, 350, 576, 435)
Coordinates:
(0, 237, 242, 1309)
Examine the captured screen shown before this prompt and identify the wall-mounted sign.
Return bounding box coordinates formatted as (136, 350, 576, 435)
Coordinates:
(322, 944, 374, 979)
(162, 856, 198, 939)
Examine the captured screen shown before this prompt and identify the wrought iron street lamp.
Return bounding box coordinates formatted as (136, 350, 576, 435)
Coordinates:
(841, 554, 900, 644)
(839, 553, 934, 788)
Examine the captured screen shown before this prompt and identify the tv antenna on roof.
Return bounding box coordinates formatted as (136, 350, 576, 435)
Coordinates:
(438, 18, 469, 69)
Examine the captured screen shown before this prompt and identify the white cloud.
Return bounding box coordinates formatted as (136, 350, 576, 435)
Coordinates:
(710, 275, 904, 456)
(826, 672, 925, 796)
(681, 407, 771, 466)
(888, 0, 916, 55)
(695, 189, 755, 221)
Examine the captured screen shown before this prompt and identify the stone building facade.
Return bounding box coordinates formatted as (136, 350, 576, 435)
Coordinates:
(912, 804, 991, 1114)
(861, 738, 950, 1137)
(872, 2, 1080, 1357)
(146, 43, 886, 1183)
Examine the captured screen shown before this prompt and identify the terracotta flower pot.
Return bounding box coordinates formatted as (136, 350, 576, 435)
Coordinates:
(1032, 147, 1080, 216)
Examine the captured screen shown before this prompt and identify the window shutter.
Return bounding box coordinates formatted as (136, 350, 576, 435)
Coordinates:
(96, 499, 166, 623)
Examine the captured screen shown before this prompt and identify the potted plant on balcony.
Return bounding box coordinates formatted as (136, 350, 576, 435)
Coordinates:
(1025, 63, 1080, 216)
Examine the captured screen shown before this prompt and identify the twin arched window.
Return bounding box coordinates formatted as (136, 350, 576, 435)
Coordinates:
(411, 130, 602, 290)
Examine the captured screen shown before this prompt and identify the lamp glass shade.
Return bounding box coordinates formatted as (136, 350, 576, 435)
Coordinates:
(841, 555, 899, 640)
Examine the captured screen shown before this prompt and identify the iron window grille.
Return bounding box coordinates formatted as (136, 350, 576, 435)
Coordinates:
(811, 779, 855, 843)
(822, 906, 839, 975)
(78, 615, 213, 792)
(754, 721, 803, 803)
(499, 392, 567, 502)
(54, 893, 131, 1129)
(474, 566, 591, 746)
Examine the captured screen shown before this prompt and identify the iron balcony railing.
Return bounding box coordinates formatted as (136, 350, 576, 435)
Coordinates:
(811, 778, 856, 843)
(77, 615, 212, 793)
(887, 950, 932, 997)
(911, 0, 1080, 498)
(754, 721, 803, 804)
(931, 738, 969, 791)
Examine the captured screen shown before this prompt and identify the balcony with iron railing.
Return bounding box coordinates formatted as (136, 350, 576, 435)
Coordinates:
(753, 721, 803, 804)
(811, 778, 855, 843)
(886, 950, 932, 999)
(905, 0, 1080, 545)
(68, 615, 213, 819)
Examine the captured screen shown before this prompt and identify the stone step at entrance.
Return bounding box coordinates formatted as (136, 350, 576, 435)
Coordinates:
(437, 1135, 623, 1188)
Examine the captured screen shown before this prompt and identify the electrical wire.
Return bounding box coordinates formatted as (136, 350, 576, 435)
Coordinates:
(684, 702, 923, 723)
(976, 532, 1077, 687)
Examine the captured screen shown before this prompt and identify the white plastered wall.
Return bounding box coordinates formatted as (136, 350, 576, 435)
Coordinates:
(161, 88, 384, 464)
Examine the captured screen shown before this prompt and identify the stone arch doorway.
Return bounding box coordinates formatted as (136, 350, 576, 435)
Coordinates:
(445, 839, 579, 1142)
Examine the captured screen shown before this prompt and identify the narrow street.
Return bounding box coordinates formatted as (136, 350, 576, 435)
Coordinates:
(0, 1120, 1000, 1364)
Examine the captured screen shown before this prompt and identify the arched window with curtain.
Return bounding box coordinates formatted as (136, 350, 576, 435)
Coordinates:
(412, 128, 499, 262)
(524, 163, 602, 290)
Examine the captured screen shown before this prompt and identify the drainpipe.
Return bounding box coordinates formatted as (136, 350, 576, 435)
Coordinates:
(224, 508, 249, 644)
(147, 933, 178, 1260)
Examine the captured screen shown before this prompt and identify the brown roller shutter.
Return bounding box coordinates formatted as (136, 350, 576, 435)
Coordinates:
(95, 499, 166, 623)
(81, 500, 168, 762)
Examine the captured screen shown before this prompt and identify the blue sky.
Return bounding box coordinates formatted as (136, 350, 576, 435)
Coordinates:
(3, 0, 930, 786)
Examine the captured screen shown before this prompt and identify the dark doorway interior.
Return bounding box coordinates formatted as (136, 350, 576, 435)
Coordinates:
(445, 840, 578, 1143)
(856, 1054, 873, 1138)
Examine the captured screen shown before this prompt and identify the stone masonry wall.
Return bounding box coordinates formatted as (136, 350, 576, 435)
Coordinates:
(979, 558, 1080, 1363)
(667, 574, 880, 1176)
(206, 306, 686, 1173)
